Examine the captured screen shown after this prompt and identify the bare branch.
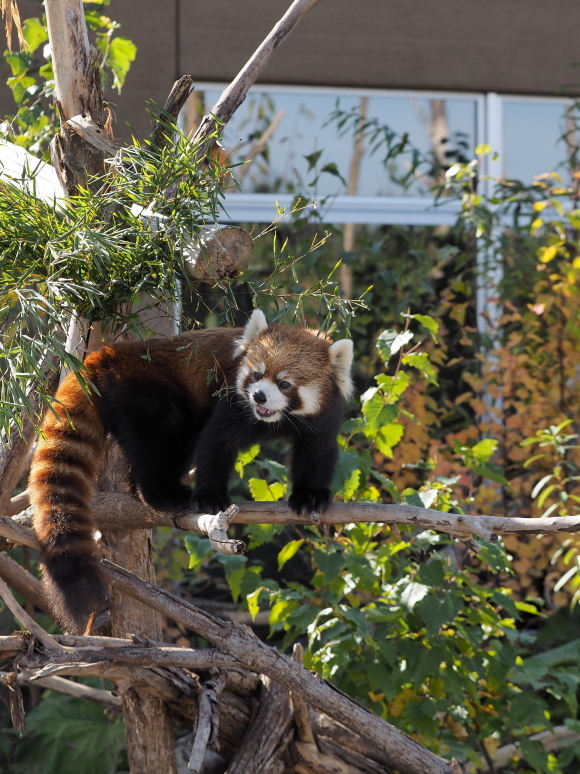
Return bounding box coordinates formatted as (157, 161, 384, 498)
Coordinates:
(0, 575, 68, 651)
(291, 643, 314, 744)
(175, 504, 246, 554)
(194, 0, 325, 146)
(0, 552, 49, 613)
(100, 559, 457, 774)
(7, 495, 580, 556)
(188, 671, 226, 772)
(3, 669, 122, 710)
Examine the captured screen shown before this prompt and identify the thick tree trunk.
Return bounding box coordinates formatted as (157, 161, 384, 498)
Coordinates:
(42, 3, 177, 770)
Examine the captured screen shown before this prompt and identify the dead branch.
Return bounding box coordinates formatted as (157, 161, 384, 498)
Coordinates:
(227, 675, 293, 774)
(193, 0, 325, 148)
(1, 630, 444, 772)
(99, 559, 457, 774)
(175, 504, 246, 553)
(2, 669, 122, 710)
(151, 75, 195, 148)
(0, 552, 48, 613)
(7, 495, 580, 556)
(291, 643, 314, 744)
(188, 671, 226, 772)
(0, 574, 67, 651)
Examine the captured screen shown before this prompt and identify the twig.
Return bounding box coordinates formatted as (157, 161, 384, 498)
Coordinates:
(0, 552, 49, 613)
(291, 643, 314, 744)
(175, 504, 246, 554)
(193, 0, 325, 149)
(99, 559, 457, 774)
(188, 671, 226, 772)
(0, 575, 67, 651)
(151, 75, 195, 148)
(3, 669, 122, 710)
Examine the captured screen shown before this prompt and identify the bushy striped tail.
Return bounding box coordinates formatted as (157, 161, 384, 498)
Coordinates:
(29, 373, 107, 633)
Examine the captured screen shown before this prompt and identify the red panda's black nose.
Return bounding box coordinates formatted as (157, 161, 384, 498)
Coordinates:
(253, 390, 267, 404)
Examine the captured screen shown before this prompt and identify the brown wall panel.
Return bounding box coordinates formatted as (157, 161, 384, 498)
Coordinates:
(1, 1, 578, 141)
(180, 0, 580, 97)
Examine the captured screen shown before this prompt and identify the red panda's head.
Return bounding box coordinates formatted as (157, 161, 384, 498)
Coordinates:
(233, 310, 353, 423)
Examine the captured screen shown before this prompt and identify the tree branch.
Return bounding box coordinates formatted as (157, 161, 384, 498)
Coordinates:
(7, 496, 580, 554)
(99, 559, 456, 774)
(193, 0, 325, 148)
(3, 669, 122, 710)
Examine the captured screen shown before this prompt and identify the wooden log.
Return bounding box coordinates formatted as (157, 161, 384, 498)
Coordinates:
(98, 442, 177, 774)
(227, 676, 293, 774)
(182, 226, 254, 282)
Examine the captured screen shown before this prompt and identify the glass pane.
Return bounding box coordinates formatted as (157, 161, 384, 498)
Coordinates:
(197, 87, 479, 198)
(503, 99, 574, 183)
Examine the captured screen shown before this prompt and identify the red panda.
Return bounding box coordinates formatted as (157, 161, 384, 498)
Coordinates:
(29, 310, 353, 633)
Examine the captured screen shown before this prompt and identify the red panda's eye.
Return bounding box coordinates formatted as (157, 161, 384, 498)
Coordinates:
(252, 372, 262, 382)
(279, 380, 291, 390)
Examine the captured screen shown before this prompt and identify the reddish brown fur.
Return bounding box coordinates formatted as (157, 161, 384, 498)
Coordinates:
(29, 317, 351, 633)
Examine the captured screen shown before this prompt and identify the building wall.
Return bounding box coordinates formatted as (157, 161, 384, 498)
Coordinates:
(1, 0, 579, 141)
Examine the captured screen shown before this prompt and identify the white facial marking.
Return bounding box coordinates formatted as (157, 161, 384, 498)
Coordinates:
(277, 371, 289, 380)
(233, 309, 269, 357)
(329, 339, 354, 399)
(257, 362, 266, 375)
(247, 377, 288, 422)
(236, 362, 251, 395)
(294, 384, 321, 416)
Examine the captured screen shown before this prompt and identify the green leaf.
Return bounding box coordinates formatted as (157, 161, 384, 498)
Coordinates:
(470, 438, 498, 462)
(410, 313, 440, 340)
(341, 468, 361, 500)
(361, 392, 398, 433)
(226, 565, 262, 602)
(278, 539, 304, 571)
(235, 444, 260, 476)
(320, 162, 347, 185)
(7, 75, 36, 105)
(304, 149, 323, 170)
(246, 587, 263, 620)
(375, 423, 404, 457)
(22, 17, 48, 54)
(312, 549, 345, 583)
(403, 488, 425, 508)
(375, 371, 410, 401)
(12, 695, 125, 774)
(471, 463, 509, 486)
(183, 534, 212, 571)
(531, 473, 554, 500)
(331, 450, 360, 493)
(248, 478, 286, 501)
(401, 352, 438, 384)
(376, 329, 413, 362)
(105, 36, 137, 89)
(398, 579, 430, 610)
(4, 52, 28, 77)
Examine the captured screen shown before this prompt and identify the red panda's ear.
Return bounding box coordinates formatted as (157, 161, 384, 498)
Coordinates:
(234, 309, 268, 356)
(329, 339, 354, 399)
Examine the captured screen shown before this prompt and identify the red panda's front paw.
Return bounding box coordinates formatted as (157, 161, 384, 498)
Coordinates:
(190, 490, 232, 515)
(288, 487, 332, 516)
